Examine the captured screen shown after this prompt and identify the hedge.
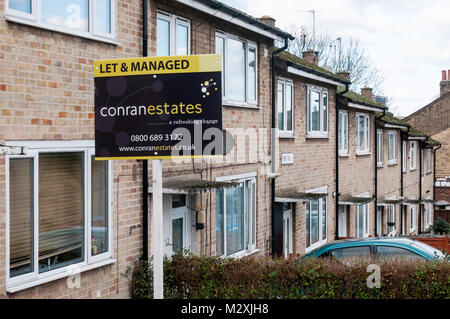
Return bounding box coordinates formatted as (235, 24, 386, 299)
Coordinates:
(131, 253, 450, 299)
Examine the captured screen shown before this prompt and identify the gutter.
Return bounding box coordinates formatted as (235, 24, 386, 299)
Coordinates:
(271, 37, 289, 257)
(141, 0, 149, 261)
(374, 109, 386, 236)
(335, 83, 349, 240)
(433, 144, 442, 223)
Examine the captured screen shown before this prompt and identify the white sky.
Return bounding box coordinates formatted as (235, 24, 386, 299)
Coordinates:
(221, 0, 450, 116)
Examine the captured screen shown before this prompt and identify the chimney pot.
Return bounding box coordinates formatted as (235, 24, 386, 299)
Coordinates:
(440, 69, 450, 96)
(259, 15, 276, 27)
(302, 50, 319, 66)
(443, 70, 447, 81)
(361, 86, 373, 101)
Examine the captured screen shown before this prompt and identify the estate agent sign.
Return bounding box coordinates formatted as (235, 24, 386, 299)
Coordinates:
(94, 54, 222, 159)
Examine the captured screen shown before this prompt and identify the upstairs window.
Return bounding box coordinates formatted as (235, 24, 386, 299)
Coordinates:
(339, 111, 348, 155)
(157, 11, 190, 56)
(307, 86, 328, 137)
(425, 148, 432, 173)
(356, 113, 370, 154)
(376, 130, 383, 166)
(388, 131, 397, 164)
(216, 32, 257, 105)
(277, 79, 294, 137)
(402, 141, 407, 172)
(410, 141, 417, 170)
(6, 0, 116, 42)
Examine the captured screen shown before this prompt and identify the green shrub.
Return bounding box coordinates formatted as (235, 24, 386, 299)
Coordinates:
(131, 253, 450, 299)
(432, 218, 450, 234)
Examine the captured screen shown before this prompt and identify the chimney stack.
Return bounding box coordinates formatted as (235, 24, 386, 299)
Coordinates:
(440, 69, 450, 96)
(302, 50, 319, 66)
(361, 86, 373, 101)
(259, 15, 276, 27)
(337, 70, 350, 81)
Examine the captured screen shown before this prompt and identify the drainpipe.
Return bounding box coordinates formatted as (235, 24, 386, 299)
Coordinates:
(141, 0, 149, 261)
(335, 83, 349, 240)
(400, 127, 409, 235)
(433, 144, 442, 223)
(271, 38, 289, 257)
(374, 109, 386, 236)
(418, 140, 423, 234)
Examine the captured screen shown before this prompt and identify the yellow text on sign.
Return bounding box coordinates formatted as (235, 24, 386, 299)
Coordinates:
(93, 54, 222, 78)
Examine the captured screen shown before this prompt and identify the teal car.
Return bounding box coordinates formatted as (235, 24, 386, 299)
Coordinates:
(305, 237, 446, 261)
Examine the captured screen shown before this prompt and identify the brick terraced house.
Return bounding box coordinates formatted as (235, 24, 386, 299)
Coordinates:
(0, 0, 442, 298)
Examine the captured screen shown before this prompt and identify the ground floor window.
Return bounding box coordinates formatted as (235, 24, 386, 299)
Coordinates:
(7, 145, 112, 286)
(356, 204, 369, 237)
(425, 203, 432, 228)
(216, 176, 256, 256)
(306, 197, 327, 249)
(410, 205, 417, 232)
(387, 205, 396, 235)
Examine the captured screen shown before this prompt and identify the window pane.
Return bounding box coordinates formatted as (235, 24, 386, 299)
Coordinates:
(172, 217, 183, 254)
(176, 23, 188, 55)
(277, 82, 284, 131)
(248, 46, 257, 101)
(357, 205, 364, 237)
(216, 36, 225, 96)
(306, 203, 310, 247)
(251, 182, 256, 245)
(41, 0, 89, 32)
(171, 194, 186, 209)
(91, 158, 108, 256)
(157, 18, 170, 56)
(215, 190, 224, 256)
(322, 92, 328, 131)
(9, 158, 34, 277)
(343, 114, 348, 150)
(38, 153, 84, 273)
(321, 198, 326, 240)
(286, 84, 293, 131)
(226, 38, 246, 102)
(9, 0, 31, 13)
(310, 199, 319, 245)
(94, 0, 111, 34)
(226, 185, 244, 255)
(358, 116, 365, 150)
(338, 113, 342, 150)
(310, 91, 320, 131)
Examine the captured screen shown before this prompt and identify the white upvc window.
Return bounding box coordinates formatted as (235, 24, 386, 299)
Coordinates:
(216, 31, 258, 107)
(5, 142, 113, 291)
(410, 204, 417, 232)
(356, 113, 370, 154)
(425, 148, 432, 174)
(387, 204, 396, 235)
(306, 86, 328, 138)
(215, 173, 257, 257)
(410, 141, 417, 170)
(356, 204, 369, 238)
(5, 0, 116, 43)
(388, 131, 398, 165)
(402, 141, 407, 172)
(376, 129, 383, 166)
(282, 203, 293, 259)
(305, 196, 327, 251)
(425, 202, 432, 228)
(157, 11, 190, 56)
(339, 111, 349, 156)
(277, 78, 294, 137)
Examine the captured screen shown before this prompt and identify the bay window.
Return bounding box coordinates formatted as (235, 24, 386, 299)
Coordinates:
(6, 144, 112, 289)
(356, 113, 370, 154)
(307, 86, 328, 137)
(216, 32, 257, 106)
(216, 176, 256, 257)
(388, 131, 397, 164)
(339, 111, 348, 155)
(356, 204, 369, 237)
(376, 130, 383, 166)
(157, 11, 190, 56)
(278, 79, 294, 137)
(5, 0, 116, 42)
(306, 197, 327, 250)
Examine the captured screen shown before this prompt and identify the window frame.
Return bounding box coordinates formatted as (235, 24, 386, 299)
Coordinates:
(339, 111, 349, 156)
(425, 148, 432, 174)
(305, 196, 327, 253)
(277, 78, 294, 137)
(156, 10, 191, 57)
(402, 141, 407, 172)
(5, 143, 113, 291)
(356, 203, 369, 238)
(410, 204, 417, 232)
(215, 172, 257, 258)
(306, 85, 329, 138)
(355, 113, 370, 154)
(216, 30, 258, 108)
(376, 129, 383, 166)
(410, 141, 417, 170)
(387, 130, 398, 165)
(282, 203, 293, 258)
(5, 0, 117, 44)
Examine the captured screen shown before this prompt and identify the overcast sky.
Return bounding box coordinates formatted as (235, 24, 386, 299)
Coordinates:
(222, 0, 450, 117)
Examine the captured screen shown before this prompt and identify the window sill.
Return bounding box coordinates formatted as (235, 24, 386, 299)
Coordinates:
(388, 160, 398, 166)
(339, 152, 349, 157)
(225, 249, 260, 259)
(222, 100, 259, 109)
(409, 228, 417, 234)
(279, 133, 295, 139)
(377, 162, 383, 168)
(410, 168, 417, 172)
(356, 151, 371, 156)
(5, 14, 118, 46)
(6, 258, 116, 293)
(426, 171, 432, 175)
(306, 133, 329, 139)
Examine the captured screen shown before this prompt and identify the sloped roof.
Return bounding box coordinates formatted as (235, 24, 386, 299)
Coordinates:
(277, 50, 350, 84)
(404, 90, 450, 121)
(376, 112, 410, 127)
(338, 87, 387, 109)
